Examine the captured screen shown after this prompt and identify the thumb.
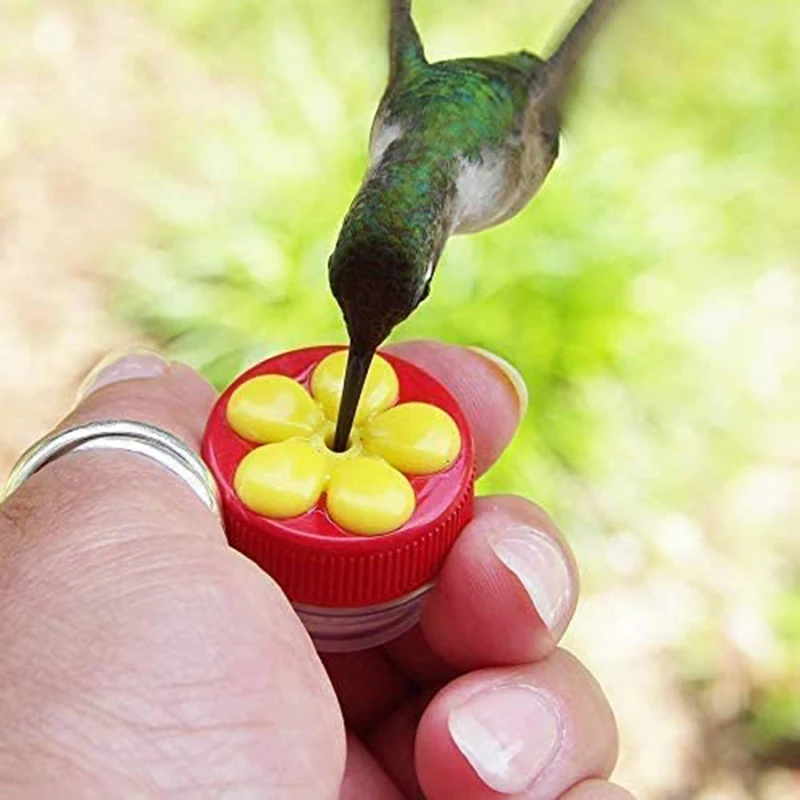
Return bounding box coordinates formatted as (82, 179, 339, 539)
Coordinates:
(0, 350, 346, 799)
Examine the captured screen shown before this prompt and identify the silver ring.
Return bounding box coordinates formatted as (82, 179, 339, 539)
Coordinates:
(2, 420, 220, 516)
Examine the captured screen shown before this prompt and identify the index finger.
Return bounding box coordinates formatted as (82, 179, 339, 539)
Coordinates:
(1, 352, 222, 546)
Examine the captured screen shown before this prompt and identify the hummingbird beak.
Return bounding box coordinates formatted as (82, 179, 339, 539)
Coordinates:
(332, 346, 376, 452)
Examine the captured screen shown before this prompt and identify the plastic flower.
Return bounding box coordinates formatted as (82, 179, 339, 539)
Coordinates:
(225, 351, 461, 536)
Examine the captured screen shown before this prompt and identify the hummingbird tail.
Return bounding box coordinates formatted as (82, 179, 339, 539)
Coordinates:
(389, 0, 427, 81)
(332, 346, 376, 452)
(543, 0, 618, 107)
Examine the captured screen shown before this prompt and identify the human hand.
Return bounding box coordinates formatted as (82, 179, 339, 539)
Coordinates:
(0, 343, 633, 799)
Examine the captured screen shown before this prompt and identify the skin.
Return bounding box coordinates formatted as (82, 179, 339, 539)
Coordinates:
(0, 343, 634, 799)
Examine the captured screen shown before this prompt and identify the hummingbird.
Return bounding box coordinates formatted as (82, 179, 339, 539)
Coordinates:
(329, 0, 618, 452)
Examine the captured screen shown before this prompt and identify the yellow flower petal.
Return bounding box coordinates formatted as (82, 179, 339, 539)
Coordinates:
(227, 375, 323, 444)
(311, 351, 399, 424)
(363, 402, 461, 475)
(234, 439, 327, 518)
(327, 458, 415, 536)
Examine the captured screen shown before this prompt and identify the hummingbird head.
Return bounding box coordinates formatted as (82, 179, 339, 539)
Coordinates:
(328, 227, 435, 355)
(327, 211, 442, 452)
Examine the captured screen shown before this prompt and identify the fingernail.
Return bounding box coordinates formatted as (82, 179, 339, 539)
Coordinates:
(468, 347, 529, 418)
(492, 531, 572, 634)
(448, 685, 562, 794)
(78, 348, 170, 400)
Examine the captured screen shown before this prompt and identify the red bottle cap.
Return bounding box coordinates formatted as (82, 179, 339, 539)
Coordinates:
(202, 346, 475, 608)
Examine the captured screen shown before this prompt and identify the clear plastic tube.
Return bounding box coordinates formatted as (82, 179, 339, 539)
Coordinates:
(293, 583, 433, 652)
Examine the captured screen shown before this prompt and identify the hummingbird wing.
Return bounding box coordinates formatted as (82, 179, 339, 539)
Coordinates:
(369, 1, 429, 164)
(539, 0, 619, 113)
(388, 0, 427, 83)
(473, 0, 617, 232)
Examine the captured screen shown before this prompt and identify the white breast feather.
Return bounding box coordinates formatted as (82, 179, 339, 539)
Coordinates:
(453, 152, 511, 234)
(369, 120, 405, 167)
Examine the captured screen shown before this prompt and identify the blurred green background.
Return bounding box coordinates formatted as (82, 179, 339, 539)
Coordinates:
(1, 0, 798, 796)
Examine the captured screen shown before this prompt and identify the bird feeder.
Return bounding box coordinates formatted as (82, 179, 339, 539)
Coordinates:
(202, 346, 475, 651)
